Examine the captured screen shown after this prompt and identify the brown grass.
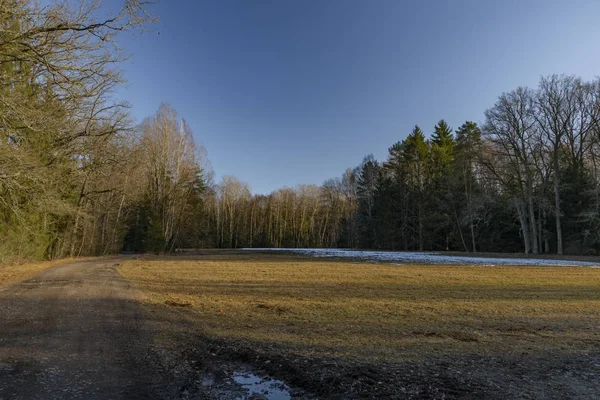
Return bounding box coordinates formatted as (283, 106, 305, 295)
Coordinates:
(118, 253, 600, 362)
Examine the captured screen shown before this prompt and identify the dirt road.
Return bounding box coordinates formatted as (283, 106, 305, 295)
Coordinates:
(0, 258, 176, 399)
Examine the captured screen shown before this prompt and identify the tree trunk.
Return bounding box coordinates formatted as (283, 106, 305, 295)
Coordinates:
(543, 208, 550, 253)
(470, 218, 477, 253)
(527, 180, 539, 254)
(515, 198, 531, 254)
(418, 194, 423, 251)
(537, 206, 543, 253)
(453, 206, 468, 252)
(554, 160, 563, 255)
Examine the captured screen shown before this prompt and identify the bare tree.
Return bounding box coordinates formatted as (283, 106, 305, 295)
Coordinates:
(483, 88, 540, 254)
(0, 0, 153, 261)
(534, 75, 577, 254)
(140, 104, 204, 252)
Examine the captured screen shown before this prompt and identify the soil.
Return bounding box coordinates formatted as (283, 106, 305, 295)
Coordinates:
(148, 304, 600, 400)
(0, 258, 185, 399)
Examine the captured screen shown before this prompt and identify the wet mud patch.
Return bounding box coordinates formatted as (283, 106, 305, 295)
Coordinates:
(159, 329, 600, 399)
(198, 367, 293, 400)
(232, 371, 291, 399)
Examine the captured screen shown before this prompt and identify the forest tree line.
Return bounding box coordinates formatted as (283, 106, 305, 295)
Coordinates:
(205, 75, 600, 255)
(4, 1, 600, 264)
(1, 1, 210, 262)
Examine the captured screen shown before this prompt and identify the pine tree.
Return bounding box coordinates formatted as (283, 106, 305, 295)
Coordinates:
(429, 121, 456, 249)
(431, 119, 455, 175)
(455, 121, 482, 252)
(356, 155, 380, 248)
(402, 125, 431, 250)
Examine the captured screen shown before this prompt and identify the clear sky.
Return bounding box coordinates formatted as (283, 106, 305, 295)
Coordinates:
(112, 0, 600, 194)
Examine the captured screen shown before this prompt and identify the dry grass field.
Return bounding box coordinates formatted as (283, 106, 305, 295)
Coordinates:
(118, 252, 600, 363)
(114, 252, 600, 398)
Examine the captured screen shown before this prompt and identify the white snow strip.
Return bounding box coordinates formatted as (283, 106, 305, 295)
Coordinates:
(241, 248, 600, 267)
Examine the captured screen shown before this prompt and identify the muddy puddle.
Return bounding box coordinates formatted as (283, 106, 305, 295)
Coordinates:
(200, 368, 293, 400)
(232, 371, 291, 399)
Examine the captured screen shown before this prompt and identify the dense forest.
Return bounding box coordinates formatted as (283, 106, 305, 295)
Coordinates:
(0, 0, 209, 262)
(3, 1, 600, 264)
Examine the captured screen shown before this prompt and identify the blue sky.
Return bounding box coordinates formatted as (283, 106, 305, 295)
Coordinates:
(112, 0, 600, 194)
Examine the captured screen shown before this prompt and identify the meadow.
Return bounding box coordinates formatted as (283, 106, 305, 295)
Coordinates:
(118, 251, 600, 363)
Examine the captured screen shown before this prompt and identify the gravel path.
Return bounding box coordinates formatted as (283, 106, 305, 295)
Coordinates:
(0, 258, 172, 399)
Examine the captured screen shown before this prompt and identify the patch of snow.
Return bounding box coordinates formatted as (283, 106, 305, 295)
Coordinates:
(241, 248, 600, 267)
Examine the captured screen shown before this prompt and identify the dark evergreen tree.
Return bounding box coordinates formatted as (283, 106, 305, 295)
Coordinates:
(356, 155, 381, 248)
(429, 120, 455, 250)
(454, 121, 482, 252)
